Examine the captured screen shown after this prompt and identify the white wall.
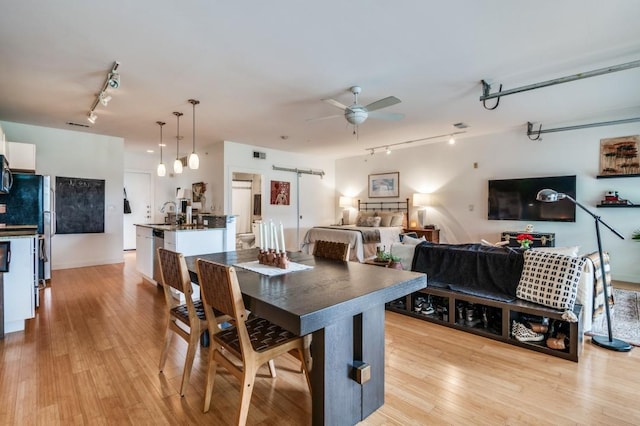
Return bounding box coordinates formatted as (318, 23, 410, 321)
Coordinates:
(223, 141, 336, 250)
(337, 125, 640, 283)
(1, 121, 125, 269)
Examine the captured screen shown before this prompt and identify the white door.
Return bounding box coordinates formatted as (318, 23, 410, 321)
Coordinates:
(124, 171, 152, 250)
(232, 180, 252, 234)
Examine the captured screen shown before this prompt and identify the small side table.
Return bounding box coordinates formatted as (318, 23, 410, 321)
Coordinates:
(403, 228, 440, 243)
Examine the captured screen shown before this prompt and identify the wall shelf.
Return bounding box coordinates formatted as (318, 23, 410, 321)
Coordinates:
(596, 174, 640, 179)
(596, 204, 640, 208)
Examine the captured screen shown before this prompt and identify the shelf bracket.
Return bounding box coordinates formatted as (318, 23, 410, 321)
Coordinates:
(480, 59, 640, 110)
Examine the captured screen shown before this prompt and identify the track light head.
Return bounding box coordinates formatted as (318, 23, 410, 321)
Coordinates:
(87, 111, 97, 124)
(99, 92, 112, 106)
(108, 72, 120, 89)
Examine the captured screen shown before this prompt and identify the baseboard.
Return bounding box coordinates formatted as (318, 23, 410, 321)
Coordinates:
(52, 258, 124, 270)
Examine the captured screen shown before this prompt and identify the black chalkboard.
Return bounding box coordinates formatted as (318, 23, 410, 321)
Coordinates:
(55, 176, 105, 234)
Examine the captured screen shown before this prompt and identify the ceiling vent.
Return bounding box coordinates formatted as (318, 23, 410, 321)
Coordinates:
(253, 151, 266, 159)
(453, 122, 469, 129)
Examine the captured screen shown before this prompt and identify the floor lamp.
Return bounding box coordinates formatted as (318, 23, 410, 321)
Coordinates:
(536, 189, 632, 352)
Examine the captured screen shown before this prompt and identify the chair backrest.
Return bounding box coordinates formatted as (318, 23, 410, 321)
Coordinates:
(313, 240, 350, 261)
(157, 247, 195, 303)
(196, 259, 246, 324)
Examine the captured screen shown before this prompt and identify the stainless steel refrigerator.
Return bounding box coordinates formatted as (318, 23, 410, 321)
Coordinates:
(0, 173, 53, 283)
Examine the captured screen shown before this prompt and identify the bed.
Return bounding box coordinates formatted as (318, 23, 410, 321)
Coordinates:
(302, 199, 409, 262)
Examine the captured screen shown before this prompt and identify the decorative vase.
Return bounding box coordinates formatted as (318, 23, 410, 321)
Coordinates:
(389, 261, 403, 270)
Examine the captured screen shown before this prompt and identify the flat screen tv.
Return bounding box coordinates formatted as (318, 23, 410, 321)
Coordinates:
(488, 175, 576, 222)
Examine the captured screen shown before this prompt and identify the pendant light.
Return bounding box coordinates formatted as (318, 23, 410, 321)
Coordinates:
(156, 121, 166, 177)
(173, 112, 183, 174)
(188, 99, 200, 169)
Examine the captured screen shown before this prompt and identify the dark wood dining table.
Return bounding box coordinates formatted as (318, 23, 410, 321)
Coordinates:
(184, 248, 426, 426)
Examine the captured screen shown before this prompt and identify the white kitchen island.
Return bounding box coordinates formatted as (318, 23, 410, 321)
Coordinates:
(135, 215, 236, 285)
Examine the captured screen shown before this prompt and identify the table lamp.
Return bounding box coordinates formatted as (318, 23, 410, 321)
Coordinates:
(412, 193, 431, 228)
(339, 196, 354, 225)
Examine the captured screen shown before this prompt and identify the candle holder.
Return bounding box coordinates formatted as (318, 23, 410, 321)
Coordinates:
(258, 249, 289, 269)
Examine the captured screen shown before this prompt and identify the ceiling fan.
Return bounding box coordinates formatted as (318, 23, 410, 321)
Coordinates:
(313, 86, 404, 127)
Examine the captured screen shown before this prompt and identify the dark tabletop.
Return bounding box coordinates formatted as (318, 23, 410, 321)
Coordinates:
(185, 248, 426, 335)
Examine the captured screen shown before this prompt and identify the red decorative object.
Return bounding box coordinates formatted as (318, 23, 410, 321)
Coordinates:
(516, 233, 534, 248)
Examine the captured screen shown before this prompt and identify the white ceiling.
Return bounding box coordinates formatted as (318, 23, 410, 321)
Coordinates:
(1, 1, 639, 159)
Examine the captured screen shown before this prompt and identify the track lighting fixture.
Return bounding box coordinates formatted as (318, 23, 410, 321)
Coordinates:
(173, 112, 184, 174)
(187, 99, 200, 169)
(365, 130, 467, 155)
(156, 121, 166, 177)
(86, 61, 120, 124)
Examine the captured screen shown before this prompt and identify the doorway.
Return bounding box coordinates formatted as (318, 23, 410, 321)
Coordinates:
(231, 173, 262, 247)
(123, 171, 152, 250)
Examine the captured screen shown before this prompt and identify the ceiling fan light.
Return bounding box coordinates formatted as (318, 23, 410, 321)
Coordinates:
(345, 108, 368, 125)
(173, 158, 183, 174)
(157, 163, 166, 177)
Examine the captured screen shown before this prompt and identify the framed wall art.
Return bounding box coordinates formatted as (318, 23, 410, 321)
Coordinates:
(270, 180, 290, 205)
(599, 135, 639, 177)
(368, 172, 400, 198)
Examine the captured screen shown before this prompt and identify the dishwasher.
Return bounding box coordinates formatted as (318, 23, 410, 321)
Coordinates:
(152, 229, 164, 283)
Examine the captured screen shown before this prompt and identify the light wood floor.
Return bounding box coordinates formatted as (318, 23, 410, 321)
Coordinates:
(1, 253, 639, 425)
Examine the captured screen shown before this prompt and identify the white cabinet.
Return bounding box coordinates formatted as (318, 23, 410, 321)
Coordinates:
(135, 226, 153, 280)
(3, 236, 37, 333)
(6, 142, 36, 172)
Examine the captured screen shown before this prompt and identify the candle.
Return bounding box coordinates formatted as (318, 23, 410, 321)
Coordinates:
(264, 222, 270, 250)
(279, 222, 286, 253)
(259, 222, 263, 250)
(272, 222, 279, 252)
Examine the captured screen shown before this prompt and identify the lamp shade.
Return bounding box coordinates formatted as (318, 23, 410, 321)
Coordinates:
(339, 196, 353, 208)
(412, 193, 430, 207)
(536, 188, 567, 202)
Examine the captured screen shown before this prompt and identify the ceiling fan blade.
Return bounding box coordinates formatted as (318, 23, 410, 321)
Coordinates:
(368, 111, 405, 121)
(365, 96, 401, 112)
(306, 114, 343, 122)
(322, 98, 349, 110)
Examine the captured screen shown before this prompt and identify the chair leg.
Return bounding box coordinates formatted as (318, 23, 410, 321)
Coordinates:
(158, 320, 173, 371)
(297, 348, 313, 395)
(267, 359, 277, 378)
(203, 349, 219, 413)
(179, 326, 200, 397)
(237, 366, 257, 426)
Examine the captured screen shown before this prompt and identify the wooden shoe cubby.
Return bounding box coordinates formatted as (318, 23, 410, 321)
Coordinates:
(386, 286, 583, 362)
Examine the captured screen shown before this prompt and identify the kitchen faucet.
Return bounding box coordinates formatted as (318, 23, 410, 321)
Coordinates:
(160, 201, 176, 213)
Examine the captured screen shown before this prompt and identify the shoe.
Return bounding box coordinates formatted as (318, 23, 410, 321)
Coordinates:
(546, 333, 568, 350)
(528, 322, 549, 333)
(422, 304, 435, 315)
(512, 321, 545, 342)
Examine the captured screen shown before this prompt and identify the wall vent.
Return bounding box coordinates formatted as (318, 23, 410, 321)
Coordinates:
(253, 151, 266, 159)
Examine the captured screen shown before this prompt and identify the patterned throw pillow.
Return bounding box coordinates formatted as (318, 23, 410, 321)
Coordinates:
(516, 250, 586, 311)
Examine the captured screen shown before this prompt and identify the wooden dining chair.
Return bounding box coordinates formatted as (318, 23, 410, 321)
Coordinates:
(312, 240, 350, 261)
(196, 258, 312, 425)
(157, 248, 229, 397)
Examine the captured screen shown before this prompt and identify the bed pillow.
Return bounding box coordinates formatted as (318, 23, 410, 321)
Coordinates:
(357, 216, 381, 227)
(516, 250, 586, 312)
(355, 211, 375, 226)
(402, 235, 426, 246)
(390, 214, 405, 227)
(378, 212, 394, 227)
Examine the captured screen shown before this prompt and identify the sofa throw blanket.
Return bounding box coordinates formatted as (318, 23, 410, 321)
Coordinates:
(411, 242, 524, 302)
(586, 251, 614, 322)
